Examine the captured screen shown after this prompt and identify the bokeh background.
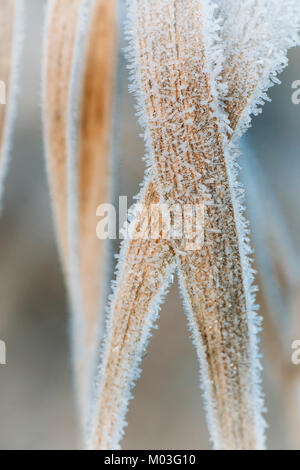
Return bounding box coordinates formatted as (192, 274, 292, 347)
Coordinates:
(0, 0, 299, 449)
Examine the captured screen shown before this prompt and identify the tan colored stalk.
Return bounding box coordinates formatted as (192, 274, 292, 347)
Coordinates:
(243, 150, 300, 448)
(44, 0, 83, 265)
(91, 0, 260, 450)
(89, 179, 176, 449)
(260, 258, 300, 449)
(78, 0, 117, 364)
(44, 0, 118, 427)
(0, 0, 23, 200)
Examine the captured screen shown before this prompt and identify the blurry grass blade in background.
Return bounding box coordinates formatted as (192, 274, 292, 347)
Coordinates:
(43, 0, 118, 432)
(242, 145, 300, 340)
(68, 0, 118, 429)
(0, 0, 24, 209)
(43, 0, 88, 429)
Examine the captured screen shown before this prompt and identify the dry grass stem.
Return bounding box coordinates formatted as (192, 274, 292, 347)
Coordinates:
(242, 150, 300, 448)
(43, 0, 118, 428)
(133, 0, 262, 450)
(0, 0, 14, 158)
(88, 179, 176, 449)
(89, 0, 300, 450)
(71, 0, 118, 425)
(0, 0, 23, 206)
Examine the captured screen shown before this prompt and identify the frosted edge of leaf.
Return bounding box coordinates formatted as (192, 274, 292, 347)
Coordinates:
(0, 0, 25, 210)
(241, 142, 299, 338)
(199, 0, 230, 134)
(219, 2, 300, 447)
(69, 0, 122, 428)
(106, 172, 176, 448)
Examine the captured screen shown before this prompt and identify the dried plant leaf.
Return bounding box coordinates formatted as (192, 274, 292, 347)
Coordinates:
(43, 0, 118, 427)
(0, 0, 24, 207)
(78, 0, 117, 352)
(133, 0, 300, 449)
(43, 0, 88, 425)
(242, 144, 300, 448)
(242, 146, 300, 341)
(43, 0, 84, 265)
(89, 0, 300, 450)
(88, 178, 176, 449)
(217, 0, 300, 135)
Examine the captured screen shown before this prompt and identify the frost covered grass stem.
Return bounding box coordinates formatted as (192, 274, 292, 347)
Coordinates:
(89, 0, 300, 450)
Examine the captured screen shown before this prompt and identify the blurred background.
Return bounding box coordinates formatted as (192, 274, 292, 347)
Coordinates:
(0, 0, 299, 449)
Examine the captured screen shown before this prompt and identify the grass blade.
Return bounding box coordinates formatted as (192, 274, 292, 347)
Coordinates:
(0, 0, 24, 208)
(89, 0, 300, 449)
(68, 0, 118, 426)
(43, 0, 84, 265)
(88, 179, 176, 449)
(43, 0, 118, 430)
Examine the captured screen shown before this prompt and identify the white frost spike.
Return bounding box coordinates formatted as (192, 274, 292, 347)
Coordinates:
(0, 0, 25, 209)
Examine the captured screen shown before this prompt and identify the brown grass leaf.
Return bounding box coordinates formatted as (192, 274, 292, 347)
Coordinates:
(43, 0, 118, 427)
